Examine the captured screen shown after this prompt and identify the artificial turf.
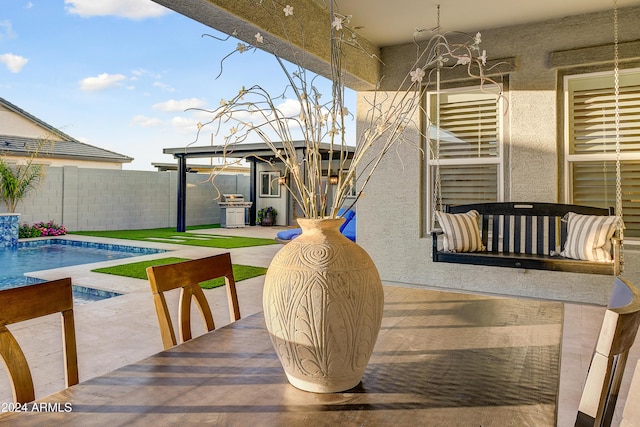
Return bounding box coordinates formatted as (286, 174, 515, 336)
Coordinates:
(71, 225, 279, 249)
(92, 257, 268, 289)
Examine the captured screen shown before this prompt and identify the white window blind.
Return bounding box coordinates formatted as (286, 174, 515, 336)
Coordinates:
(566, 70, 640, 238)
(434, 92, 500, 159)
(572, 160, 640, 238)
(569, 77, 640, 155)
(433, 164, 498, 206)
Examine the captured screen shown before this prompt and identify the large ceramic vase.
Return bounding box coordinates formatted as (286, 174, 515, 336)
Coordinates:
(263, 217, 384, 393)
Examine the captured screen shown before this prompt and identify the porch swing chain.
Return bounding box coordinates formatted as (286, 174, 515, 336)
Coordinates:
(613, 0, 624, 270)
(432, 4, 443, 230)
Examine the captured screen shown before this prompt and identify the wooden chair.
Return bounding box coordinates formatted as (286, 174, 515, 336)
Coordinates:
(575, 277, 640, 427)
(146, 253, 241, 350)
(621, 359, 640, 426)
(0, 278, 78, 403)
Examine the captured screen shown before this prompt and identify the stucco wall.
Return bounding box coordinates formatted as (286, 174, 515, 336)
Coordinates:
(0, 104, 45, 137)
(2, 166, 249, 231)
(357, 6, 640, 305)
(255, 162, 288, 226)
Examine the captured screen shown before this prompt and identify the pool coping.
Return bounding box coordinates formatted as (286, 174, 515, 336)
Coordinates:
(4, 237, 174, 300)
(17, 237, 169, 254)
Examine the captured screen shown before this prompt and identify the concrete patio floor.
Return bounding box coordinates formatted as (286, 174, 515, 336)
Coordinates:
(1, 225, 639, 426)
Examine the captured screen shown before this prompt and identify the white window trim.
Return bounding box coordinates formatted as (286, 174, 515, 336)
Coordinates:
(425, 84, 505, 228)
(259, 171, 281, 198)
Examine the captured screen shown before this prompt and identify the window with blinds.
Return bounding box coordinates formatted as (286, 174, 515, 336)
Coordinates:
(433, 164, 499, 206)
(427, 86, 503, 226)
(431, 91, 500, 159)
(566, 69, 640, 237)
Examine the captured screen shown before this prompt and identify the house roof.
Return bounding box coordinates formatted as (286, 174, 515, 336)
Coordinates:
(0, 96, 133, 164)
(163, 141, 355, 162)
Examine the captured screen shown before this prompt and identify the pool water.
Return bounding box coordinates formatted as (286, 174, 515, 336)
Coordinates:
(1, 239, 167, 303)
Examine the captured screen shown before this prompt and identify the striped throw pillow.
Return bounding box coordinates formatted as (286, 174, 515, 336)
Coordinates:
(436, 210, 485, 253)
(560, 212, 619, 262)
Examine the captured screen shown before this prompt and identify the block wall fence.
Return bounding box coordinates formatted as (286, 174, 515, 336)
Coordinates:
(1, 166, 249, 231)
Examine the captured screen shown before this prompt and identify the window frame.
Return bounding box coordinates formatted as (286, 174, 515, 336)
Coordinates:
(563, 67, 640, 238)
(425, 84, 505, 231)
(259, 171, 281, 198)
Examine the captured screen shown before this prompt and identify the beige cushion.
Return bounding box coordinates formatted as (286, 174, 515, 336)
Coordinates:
(436, 210, 485, 253)
(560, 212, 618, 262)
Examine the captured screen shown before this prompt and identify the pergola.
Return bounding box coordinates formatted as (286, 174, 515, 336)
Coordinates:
(163, 141, 355, 231)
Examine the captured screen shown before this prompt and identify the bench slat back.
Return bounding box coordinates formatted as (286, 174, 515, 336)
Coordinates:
(446, 202, 612, 255)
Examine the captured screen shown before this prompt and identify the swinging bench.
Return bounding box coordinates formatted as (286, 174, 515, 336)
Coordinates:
(430, 1, 625, 276)
(431, 202, 621, 275)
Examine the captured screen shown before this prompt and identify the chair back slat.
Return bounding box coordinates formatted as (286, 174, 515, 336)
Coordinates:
(146, 253, 241, 350)
(0, 279, 74, 325)
(503, 215, 511, 253)
(0, 278, 78, 403)
(576, 277, 640, 427)
(0, 326, 35, 403)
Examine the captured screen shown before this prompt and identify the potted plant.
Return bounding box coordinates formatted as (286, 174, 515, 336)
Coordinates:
(257, 206, 277, 226)
(0, 157, 44, 214)
(0, 153, 45, 248)
(192, 1, 500, 393)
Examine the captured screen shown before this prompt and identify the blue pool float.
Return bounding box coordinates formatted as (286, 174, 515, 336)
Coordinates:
(276, 209, 356, 243)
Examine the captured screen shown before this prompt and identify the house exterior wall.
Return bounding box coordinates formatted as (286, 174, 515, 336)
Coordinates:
(255, 162, 288, 226)
(1, 166, 249, 231)
(253, 155, 357, 226)
(357, 7, 640, 305)
(0, 104, 45, 137)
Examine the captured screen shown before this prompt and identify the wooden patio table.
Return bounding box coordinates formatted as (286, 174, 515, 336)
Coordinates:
(0, 285, 563, 426)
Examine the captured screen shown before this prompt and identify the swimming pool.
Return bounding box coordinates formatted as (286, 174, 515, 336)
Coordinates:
(1, 238, 167, 303)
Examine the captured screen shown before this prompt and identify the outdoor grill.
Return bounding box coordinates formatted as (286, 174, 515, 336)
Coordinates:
(218, 194, 253, 228)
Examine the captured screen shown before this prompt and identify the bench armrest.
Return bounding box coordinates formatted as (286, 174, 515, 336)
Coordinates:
(431, 229, 443, 262)
(612, 236, 621, 275)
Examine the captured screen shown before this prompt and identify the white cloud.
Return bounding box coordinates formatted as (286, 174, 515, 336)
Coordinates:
(64, 0, 168, 20)
(79, 73, 127, 91)
(0, 53, 28, 73)
(170, 116, 200, 134)
(152, 81, 175, 93)
(277, 98, 302, 117)
(131, 68, 161, 80)
(153, 98, 207, 112)
(0, 20, 16, 41)
(131, 115, 162, 128)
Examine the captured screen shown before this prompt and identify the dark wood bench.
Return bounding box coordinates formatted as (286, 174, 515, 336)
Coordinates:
(431, 202, 620, 275)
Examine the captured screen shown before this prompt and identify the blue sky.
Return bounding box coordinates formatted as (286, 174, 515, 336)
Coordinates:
(1, 0, 354, 170)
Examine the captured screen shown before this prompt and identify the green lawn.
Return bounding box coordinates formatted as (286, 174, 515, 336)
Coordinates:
(71, 225, 279, 249)
(92, 257, 268, 289)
